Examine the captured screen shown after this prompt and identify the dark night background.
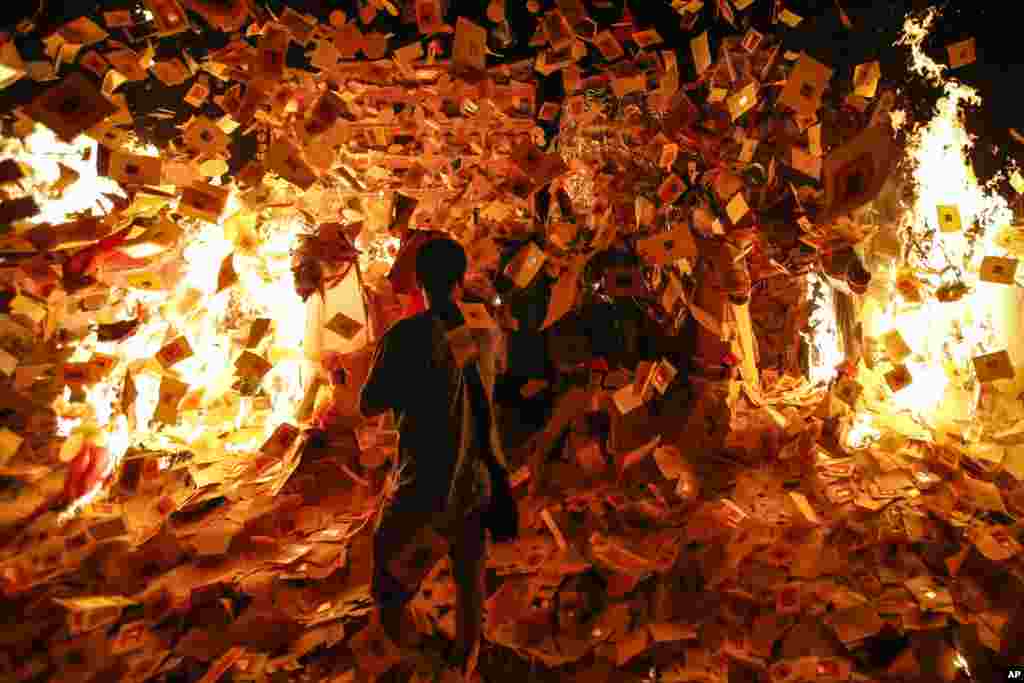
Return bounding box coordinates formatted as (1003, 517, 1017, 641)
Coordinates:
(1, 0, 1021, 194)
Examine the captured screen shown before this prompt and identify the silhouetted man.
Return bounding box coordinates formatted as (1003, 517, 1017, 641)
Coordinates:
(361, 237, 516, 678)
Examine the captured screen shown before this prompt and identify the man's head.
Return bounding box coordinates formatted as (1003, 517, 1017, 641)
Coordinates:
(415, 237, 467, 302)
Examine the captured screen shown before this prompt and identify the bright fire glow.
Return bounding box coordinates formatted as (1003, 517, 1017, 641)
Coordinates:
(835, 8, 1018, 446)
(952, 650, 971, 676)
(5, 126, 310, 517)
(843, 413, 882, 451)
(0, 125, 126, 225)
(804, 272, 844, 386)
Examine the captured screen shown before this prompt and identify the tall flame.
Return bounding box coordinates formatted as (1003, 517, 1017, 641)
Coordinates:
(837, 8, 1019, 445)
(804, 272, 844, 386)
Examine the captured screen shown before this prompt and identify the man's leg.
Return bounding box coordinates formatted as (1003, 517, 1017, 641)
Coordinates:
(372, 497, 424, 646)
(449, 509, 486, 674)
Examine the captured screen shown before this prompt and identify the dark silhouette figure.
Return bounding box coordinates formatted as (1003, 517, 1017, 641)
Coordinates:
(361, 237, 517, 677)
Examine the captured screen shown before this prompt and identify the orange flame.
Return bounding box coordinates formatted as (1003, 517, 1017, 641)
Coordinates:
(830, 8, 1020, 447)
(7, 126, 312, 516)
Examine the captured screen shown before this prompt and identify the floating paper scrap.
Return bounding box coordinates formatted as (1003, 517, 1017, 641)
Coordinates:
(727, 82, 758, 121)
(725, 192, 750, 225)
(966, 523, 1019, 562)
(0, 348, 17, 377)
(632, 29, 663, 48)
(54, 595, 137, 636)
(610, 73, 646, 98)
(657, 174, 686, 204)
(156, 336, 193, 369)
(217, 253, 238, 292)
(0, 41, 25, 90)
(151, 58, 190, 86)
(393, 40, 424, 65)
(125, 269, 170, 291)
(108, 151, 163, 186)
(178, 182, 230, 223)
(707, 87, 727, 104)
(542, 257, 585, 330)
(973, 350, 1014, 383)
(822, 123, 899, 221)
(612, 380, 648, 417)
(647, 359, 677, 395)
(882, 330, 912, 363)
(155, 376, 189, 424)
(105, 48, 148, 81)
(1006, 168, 1024, 196)
(936, 204, 962, 232)
(885, 364, 912, 392)
(594, 30, 624, 61)
(0, 427, 24, 465)
(183, 81, 209, 108)
(145, 0, 190, 35)
(808, 123, 823, 157)
(267, 139, 319, 191)
(235, 351, 273, 382)
(691, 32, 711, 76)
(453, 17, 487, 73)
(979, 256, 1018, 284)
(778, 8, 803, 27)
(103, 9, 133, 27)
(637, 225, 698, 265)
(197, 646, 245, 683)
(246, 318, 271, 348)
(853, 60, 881, 98)
(946, 37, 976, 69)
(262, 423, 300, 460)
(778, 53, 833, 117)
(504, 243, 546, 289)
(59, 16, 109, 45)
(26, 72, 118, 142)
(325, 312, 364, 340)
(741, 28, 763, 53)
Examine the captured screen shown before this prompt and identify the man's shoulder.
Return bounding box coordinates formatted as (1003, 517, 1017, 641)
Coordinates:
(384, 311, 434, 339)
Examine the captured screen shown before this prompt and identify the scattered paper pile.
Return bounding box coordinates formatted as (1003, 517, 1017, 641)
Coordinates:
(0, 1, 1020, 682)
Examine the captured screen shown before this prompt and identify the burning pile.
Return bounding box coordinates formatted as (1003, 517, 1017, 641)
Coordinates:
(0, 1, 1021, 682)
(824, 9, 1019, 442)
(1, 120, 314, 518)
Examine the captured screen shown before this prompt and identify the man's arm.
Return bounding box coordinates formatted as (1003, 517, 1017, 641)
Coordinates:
(359, 325, 407, 418)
